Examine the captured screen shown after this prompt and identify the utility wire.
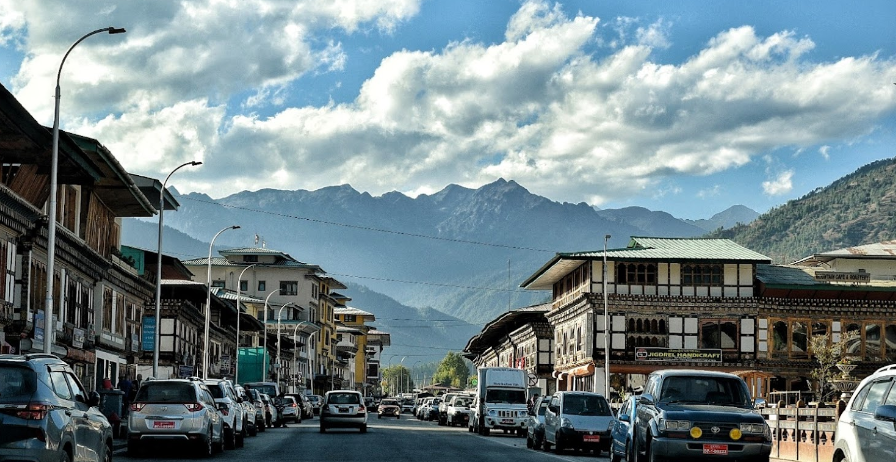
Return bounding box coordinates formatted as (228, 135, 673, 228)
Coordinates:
(181, 195, 558, 253)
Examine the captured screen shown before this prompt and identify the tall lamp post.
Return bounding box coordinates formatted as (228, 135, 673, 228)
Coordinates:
(202, 225, 239, 379)
(233, 263, 257, 384)
(307, 330, 318, 394)
(275, 303, 294, 385)
(603, 234, 611, 397)
(153, 161, 201, 377)
(260, 289, 279, 380)
(45, 26, 126, 354)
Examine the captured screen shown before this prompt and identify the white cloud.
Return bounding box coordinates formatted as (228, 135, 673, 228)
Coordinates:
(3, 0, 896, 204)
(762, 170, 794, 196)
(819, 145, 830, 159)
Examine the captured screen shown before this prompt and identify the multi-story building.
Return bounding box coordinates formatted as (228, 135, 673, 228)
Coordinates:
(182, 246, 333, 392)
(0, 82, 158, 390)
(364, 329, 391, 397)
(490, 236, 896, 400)
(335, 306, 376, 393)
(463, 303, 554, 395)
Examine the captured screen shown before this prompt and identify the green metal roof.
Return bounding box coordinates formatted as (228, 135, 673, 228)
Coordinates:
(521, 236, 771, 290)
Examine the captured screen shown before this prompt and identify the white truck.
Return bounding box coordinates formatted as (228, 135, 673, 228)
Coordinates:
(470, 367, 528, 436)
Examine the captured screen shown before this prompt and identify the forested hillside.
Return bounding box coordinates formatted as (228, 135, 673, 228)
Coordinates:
(713, 158, 896, 262)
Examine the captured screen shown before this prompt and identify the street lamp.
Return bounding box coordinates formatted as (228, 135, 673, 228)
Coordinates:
(45, 26, 126, 354)
(603, 234, 611, 397)
(292, 323, 303, 393)
(307, 330, 317, 394)
(202, 225, 239, 379)
(261, 289, 279, 380)
(153, 161, 201, 377)
(276, 302, 294, 385)
(233, 263, 257, 384)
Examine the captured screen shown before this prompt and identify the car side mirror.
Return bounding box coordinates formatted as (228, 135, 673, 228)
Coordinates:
(638, 394, 656, 406)
(237, 397, 243, 404)
(618, 413, 629, 422)
(87, 391, 101, 407)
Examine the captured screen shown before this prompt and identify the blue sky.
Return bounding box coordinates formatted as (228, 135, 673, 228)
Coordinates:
(1, 0, 894, 219)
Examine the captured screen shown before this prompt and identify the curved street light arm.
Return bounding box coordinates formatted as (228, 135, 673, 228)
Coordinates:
(202, 225, 239, 379)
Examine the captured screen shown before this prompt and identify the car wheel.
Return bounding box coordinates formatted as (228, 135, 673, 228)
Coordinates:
(526, 434, 534, 449)
(396, 415, 400, 419)
(554, 436, 564, 454)
(127, 440, 140, 457)
(319, 425, 326, 433)
(543, 440, 552, 452)
(534, 435, 543, 450)
(197, 427, 213, 458)
(646, 439, 663, 462)
(224, 428, 236, 450)
(360, 424, 367, 433)
(59, 449, 71, 462)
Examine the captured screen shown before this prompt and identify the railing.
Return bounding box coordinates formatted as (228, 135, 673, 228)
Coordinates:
(760, 403, 844, 462)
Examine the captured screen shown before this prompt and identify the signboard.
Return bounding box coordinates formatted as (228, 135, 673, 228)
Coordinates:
(142, 316, 156, 351)
(72, 328, 85, 349)
(179, 365, 195, 378)
(814, 271, 870, 283)
(635, 347, 722, 362)
(220, 354, 231, 375)
(34, 310, 44, 343)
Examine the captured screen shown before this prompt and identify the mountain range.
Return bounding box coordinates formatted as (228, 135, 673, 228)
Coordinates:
(122, 178, 761, 364)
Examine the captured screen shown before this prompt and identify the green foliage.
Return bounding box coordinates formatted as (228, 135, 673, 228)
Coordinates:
(381, 365, 414, 395)
(431, 352, 472, 389)
(709, 158, 896, 261)
(809, 330, 860, 402)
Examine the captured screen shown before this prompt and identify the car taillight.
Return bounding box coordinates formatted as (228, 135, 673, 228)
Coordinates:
(184, 403, 204, 412)
(17, 403, 51, 420)
(290, 403, 296, 408)
(359, 405, 365, 412)
(130, 403, 146, 412)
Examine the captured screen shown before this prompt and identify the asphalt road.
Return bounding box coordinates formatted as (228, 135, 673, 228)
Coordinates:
(119, 414, 612, 462)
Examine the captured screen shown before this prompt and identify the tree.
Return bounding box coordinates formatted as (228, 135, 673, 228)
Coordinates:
(381, 365, 413, 396)
(431, 352, 471, 389)
(809, 330, 860, 402)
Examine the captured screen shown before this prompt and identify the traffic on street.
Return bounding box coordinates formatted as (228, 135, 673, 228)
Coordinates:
(119, 414, 611, 462)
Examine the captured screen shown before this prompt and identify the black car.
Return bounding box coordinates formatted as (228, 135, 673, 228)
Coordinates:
(632, 369, 772, 462)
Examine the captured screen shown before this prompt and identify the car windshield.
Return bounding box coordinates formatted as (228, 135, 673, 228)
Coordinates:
(381, 399, 398, 406)
(659, 376, 751, 406)
(485, 389, 526, 404)
(537, 399, 550, 416)
(245, 384, 277, 396)
(453, 398, 470, 407)
(0, 366, 36, 402)
(135, 383, 195, 403)
(562, 395, 612, 416)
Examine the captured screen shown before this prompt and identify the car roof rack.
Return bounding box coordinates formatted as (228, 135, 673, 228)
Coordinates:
(874, 364, 896, 374)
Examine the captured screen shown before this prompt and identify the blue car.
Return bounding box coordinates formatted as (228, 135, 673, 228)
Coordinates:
(610, 395, 638, 462)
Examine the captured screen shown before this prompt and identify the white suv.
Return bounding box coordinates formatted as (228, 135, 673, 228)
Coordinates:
(204, 379, 245, 449)
(834, 364, 896, 462)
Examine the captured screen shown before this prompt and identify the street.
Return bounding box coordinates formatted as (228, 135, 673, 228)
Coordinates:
(119, 416, 611, 462)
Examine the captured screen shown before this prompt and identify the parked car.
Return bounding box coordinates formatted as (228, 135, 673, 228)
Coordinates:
(259, 393, 279, 428)
(204, 378, 245, 448)
(241, 382, 280, 400)
(245, 388, 266, 432)
(609, 395, 638, 462)
(234, 385, 258, 436)
(525, 394, 551, 450)
(833, 363, 896, 462)
(377, 398, 401, 419)
(278, 395, 301, 423)
(400, 398, 415, 414)
(437, 392, 462, 425)
(319, 390, 368, 433)
(127, 377, 224, 457)
(543, 391, 615, 455)
(288, 393, 314, 419)
(632, 369, 772, 462)
(308, 394, 323, 415)
(446, 394, 473, 427)
(423, 397, 442, 421)
(0, 353, 114, 462)
(416, 397, 436, 420)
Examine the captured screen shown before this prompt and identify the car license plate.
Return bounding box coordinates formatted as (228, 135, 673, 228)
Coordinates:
(703, 444, 728, 455)
(152, 421, 175, 429)
(339, 407, 349, 413)
(583, 434, 600, 443)
(500, 418, 513, 424)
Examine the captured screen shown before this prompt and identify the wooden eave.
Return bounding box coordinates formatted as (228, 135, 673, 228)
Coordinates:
(69, 133, 156, 217)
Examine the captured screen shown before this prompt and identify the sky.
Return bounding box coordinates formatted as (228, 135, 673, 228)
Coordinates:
(0, 0, 894, 219)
